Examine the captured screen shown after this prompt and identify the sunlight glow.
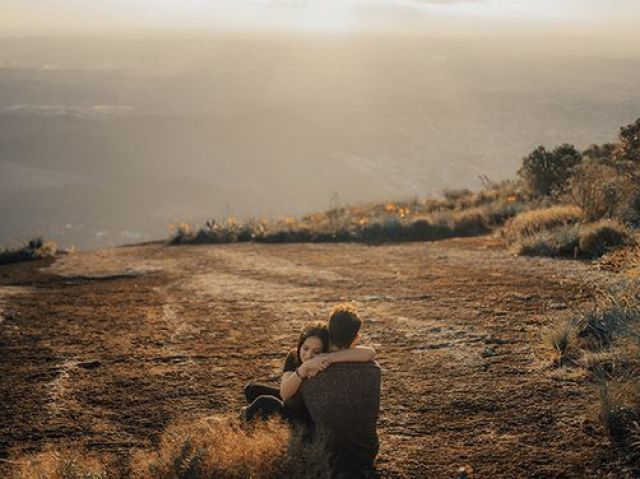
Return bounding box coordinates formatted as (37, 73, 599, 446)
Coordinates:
(1, 0, 639, 35)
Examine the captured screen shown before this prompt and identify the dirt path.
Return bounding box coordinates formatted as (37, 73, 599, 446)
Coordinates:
(0, 235, 632, 477)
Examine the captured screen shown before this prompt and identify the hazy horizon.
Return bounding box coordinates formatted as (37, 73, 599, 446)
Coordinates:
(2, 0, 640, 39)
(1, 2, 640, 250)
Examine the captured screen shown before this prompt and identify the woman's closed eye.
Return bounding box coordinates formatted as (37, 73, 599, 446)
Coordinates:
(301, 345, 323, 356)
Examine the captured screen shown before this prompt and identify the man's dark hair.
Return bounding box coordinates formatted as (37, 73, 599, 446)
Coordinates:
(328, 304, 362, 349)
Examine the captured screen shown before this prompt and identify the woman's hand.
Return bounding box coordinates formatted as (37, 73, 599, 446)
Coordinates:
(300, 355, 331, 378)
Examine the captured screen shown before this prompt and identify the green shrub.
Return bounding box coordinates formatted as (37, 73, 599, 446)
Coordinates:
(578, 220, 632, 258)
(567, 160, 627, 221)
(613, 117, 640, 166)
(518, 144, 582, 197)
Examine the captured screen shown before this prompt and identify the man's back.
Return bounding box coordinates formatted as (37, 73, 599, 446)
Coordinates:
(300, 361, 381, 473)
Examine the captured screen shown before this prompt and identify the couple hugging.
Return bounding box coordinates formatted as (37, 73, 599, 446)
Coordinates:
(243, 304, 381, 478)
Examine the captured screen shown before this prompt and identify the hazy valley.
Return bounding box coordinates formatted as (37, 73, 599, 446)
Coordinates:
(1, 35, 639, 249)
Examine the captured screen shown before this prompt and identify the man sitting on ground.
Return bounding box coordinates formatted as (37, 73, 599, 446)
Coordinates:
(300, 304, 381, 478)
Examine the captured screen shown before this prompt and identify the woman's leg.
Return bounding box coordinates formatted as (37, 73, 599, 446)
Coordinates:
(244, 394, 288, 421)
(244, 382, 281, 403)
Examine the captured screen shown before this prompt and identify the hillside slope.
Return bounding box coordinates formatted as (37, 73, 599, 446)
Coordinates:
(0, 235, 631, 477)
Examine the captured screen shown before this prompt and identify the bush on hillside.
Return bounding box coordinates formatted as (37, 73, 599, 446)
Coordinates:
(450, 208, 491, 236)
(442, 188, 473, 203)
(582, 143, 616, 164)
(515, 224, 580, 257)
(578, 220, 633, 259)
(0, 238, 57, 265)
(483, 199, 529, 227)
(566, 161, 625, 221)
(518, 144, 582, 197)
(613, 117, 640, 167)
(501, 205, 583, 244)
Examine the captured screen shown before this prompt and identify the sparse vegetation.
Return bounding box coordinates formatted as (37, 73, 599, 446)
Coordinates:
(9, 416, 333, 479)
(169, 179, 528, 246)
(515, 224, 580, 257)
(541, 316, 581, 366)
(168, 114, 640, 255)
(9, 446, 108, 479)
(0, 238, 58, 266)
(540, 279, 640, 460)
(501, 205, 583, 245)
(578, 220, 632, 259)
(518, 144, 582, 197)
(130, 416, 291, 479)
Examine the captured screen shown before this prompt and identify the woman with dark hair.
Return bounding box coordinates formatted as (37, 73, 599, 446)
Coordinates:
(243, 320, 375, 424)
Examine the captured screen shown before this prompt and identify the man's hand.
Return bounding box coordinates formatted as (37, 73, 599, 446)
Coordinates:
(301, 356, 331, 378)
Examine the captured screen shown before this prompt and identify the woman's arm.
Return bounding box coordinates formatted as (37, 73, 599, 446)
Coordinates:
(279, 356, 329, 402)
(323, 346, 376, 365)
(279, 370, 303, 403)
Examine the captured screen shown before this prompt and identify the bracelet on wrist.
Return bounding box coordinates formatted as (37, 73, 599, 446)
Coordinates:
(295, 367, 305, 379)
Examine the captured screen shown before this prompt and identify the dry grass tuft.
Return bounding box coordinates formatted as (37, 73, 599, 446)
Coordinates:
(9, 446, 108, 479)
(578, 219, 633, 258)
(450, 208, 491, 236)
(501, 205, 583, 244)
(596, 236, 640, 277)
(7, 415, 333, 479)
(597, 378, 640, 451)
(131, 416, 290, 479)
(515, 224, 580, 257)
(130, 415, 332, 479)
(541, 317, 581, 367)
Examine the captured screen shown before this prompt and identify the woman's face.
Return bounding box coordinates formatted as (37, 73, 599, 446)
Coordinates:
(299, 336, 324, 363)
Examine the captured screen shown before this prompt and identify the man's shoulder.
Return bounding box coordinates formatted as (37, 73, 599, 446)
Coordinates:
(325, 361, 381, 372)
(301, 361, 381, 393)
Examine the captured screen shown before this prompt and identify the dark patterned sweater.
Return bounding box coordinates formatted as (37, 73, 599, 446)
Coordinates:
(300, 361, 381, 472)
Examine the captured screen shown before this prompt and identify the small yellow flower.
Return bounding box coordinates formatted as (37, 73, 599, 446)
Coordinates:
(384, 202, 397, 212)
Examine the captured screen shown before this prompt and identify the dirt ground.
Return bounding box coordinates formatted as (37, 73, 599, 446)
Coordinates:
(0, 235, 635, 478)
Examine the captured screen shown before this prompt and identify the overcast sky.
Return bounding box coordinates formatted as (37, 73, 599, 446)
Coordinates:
(3, 0, 640, 36)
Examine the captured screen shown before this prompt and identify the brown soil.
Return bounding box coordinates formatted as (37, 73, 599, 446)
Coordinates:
(0, 235, 634, 478)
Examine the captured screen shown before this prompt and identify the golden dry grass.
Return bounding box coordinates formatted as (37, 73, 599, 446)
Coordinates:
(130, 416, 291, 479)
(8, 415, 332, 479)
(9, 446, 108, 479)
(501, 205, 583, 244)
(541, 317, 582, 367)
(578, 219, 633, 258)
(130, 415, 331, 479)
